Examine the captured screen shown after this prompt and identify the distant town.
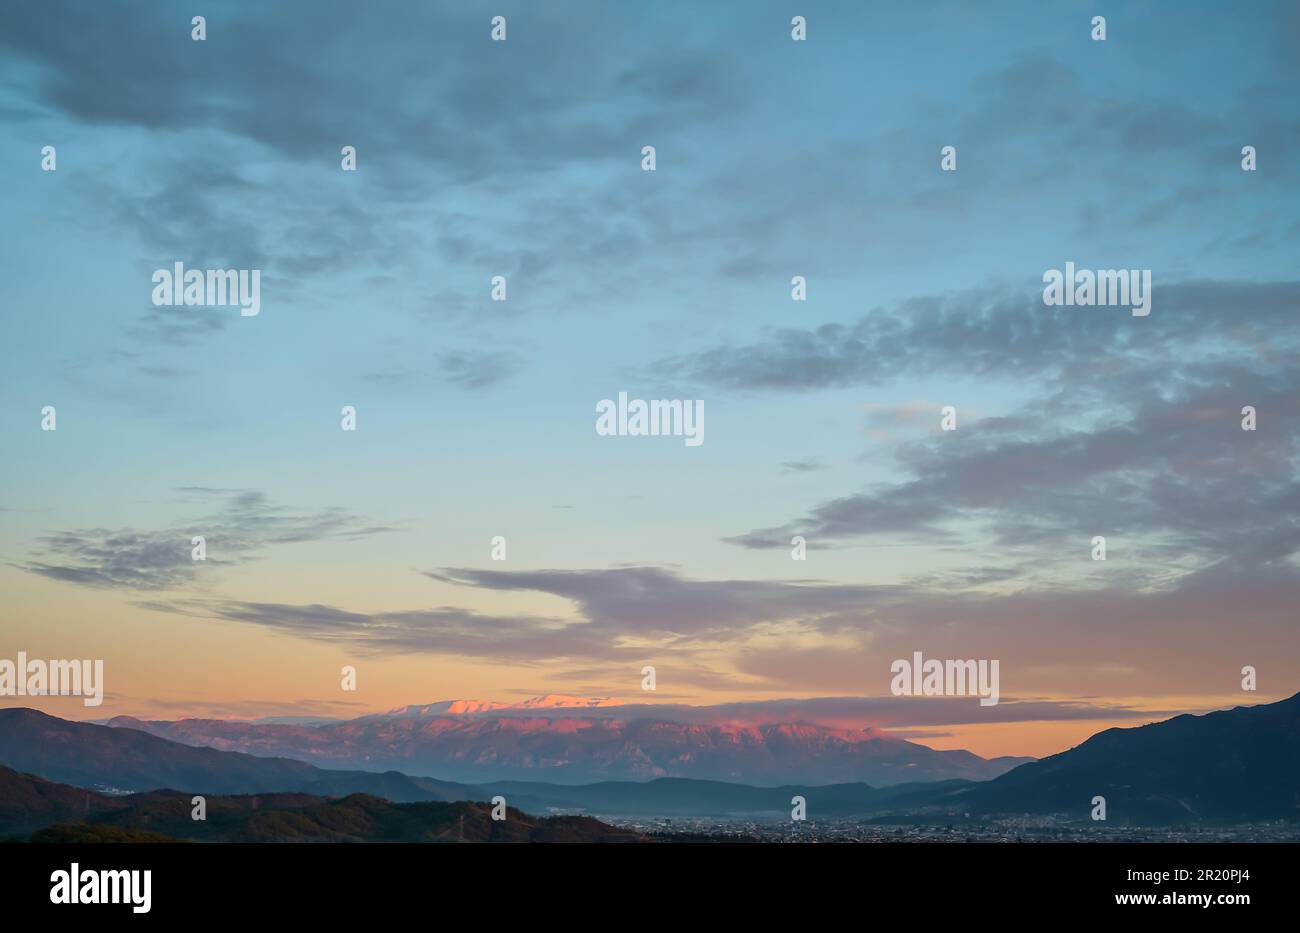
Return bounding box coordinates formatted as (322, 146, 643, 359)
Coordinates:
(610, 816, 1300, 843)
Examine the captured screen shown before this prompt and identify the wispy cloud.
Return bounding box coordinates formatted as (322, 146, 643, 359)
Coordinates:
(19, 489, 397, 590)
(132, 557, 1300, 701)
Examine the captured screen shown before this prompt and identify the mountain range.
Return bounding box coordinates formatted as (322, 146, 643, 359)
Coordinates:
(0, 707, 947, 820)
(2, 692, 1297, 829)
(102, 694, 1032, 786)
(0, 707, 476, 801)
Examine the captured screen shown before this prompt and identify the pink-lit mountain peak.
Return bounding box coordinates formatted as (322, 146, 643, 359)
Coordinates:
(510, 694, 620, 710)
(443, 700, 511, 714)
(382, 695, 620, 719)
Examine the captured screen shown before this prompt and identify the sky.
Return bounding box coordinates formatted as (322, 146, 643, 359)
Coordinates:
(0, 0, 1297, 759)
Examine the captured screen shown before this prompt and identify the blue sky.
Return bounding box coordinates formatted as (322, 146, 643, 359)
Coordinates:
(1, 1, 1297, 753)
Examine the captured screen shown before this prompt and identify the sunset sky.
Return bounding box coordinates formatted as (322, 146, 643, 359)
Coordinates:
(1, 1, 1297, 760)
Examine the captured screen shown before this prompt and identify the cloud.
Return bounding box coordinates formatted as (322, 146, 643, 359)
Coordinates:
(656, 280, 1300, 393)
(426, 566, 896, 643)
(128, 553, 1300, 700)
(137, 598, 621, 662)
(780, 458, 827, 473)
(690, 277, 1300, 592)
(0, 0, 756, 335)
(730, 370, 1300, 560)
(138, 565, 903, 662)
(18, 489, 397, 590)
(438, 350, 522, 390)
(108, 695, 369, 722)
(628, 695, 1170, 731)
(124, 304, 229, 348)
(359, 349, 524, 391)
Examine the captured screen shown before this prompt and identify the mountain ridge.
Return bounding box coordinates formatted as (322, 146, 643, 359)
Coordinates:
(100, 706, 1029, 786)
(4, 694, 1299, 824)
(0, 707, 477, 801)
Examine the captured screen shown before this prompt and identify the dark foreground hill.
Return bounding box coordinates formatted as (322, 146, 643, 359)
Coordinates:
(918, 693, 1300, 824)
(0, 767, 643, 842)
(0, 765, 128, 835)
(491, 776, 971, 816)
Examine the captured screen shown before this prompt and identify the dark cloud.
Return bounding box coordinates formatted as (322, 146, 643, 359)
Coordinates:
(667, 695, 1169, 730)
(124, 305, 229, 348)
(133, 558, 1300, 699)
(426, 566, 896, 643)
(438, 350, 522, 390)
(780, 458, 827, 473)
(359, 349, 524, 391)
(137, 565, 905, 662)
(663, 277, 1300, 582)
(137, 598, 619, 663)
(108, 695, 368, 721)
(0, 0, 745, 268)
(0, 2, 679, 169)
(18, 489, 397, 590)
(656, 280, 1300, 393)
(730, 365, 1300, 561)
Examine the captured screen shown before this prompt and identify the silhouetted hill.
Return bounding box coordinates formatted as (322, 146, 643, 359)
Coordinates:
(937, 693, 1300, 824)
(0, 766, 127, 835)
(131, 793, 645, 842)
(0, 768, 643, 842)
(28, 824, 183, 843)
(0, 708, 477, 801)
